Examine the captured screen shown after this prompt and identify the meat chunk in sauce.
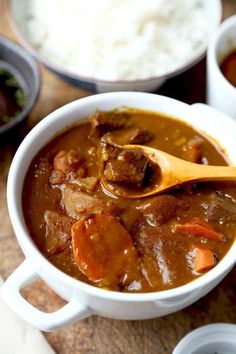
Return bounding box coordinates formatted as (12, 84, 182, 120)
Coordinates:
(53, 149, 83, 173)
(49, 149, 85, 185)
(90, 110, 129, 137)
(44, 210, 73, 255)
(206, 194, 236, 223)
(101, 142, 149, 186)
(71, 214, 141, 288)
(103, 126, 153, 146)
(132, 222, 175, 288)
(182, 136, 204, 163)
(137, 195, 188, 226)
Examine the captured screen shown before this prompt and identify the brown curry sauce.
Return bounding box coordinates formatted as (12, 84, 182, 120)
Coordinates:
(220, 50, 236, 87)
(22, 109, 236, 292)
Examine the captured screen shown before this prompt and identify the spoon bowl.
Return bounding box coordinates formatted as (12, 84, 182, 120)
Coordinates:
(101, 144, 236, 198)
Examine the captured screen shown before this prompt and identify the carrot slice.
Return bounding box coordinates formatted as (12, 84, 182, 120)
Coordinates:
(71, 214, 138, 287)
(175, 219, 224, 242)
(193, 246, 216, 273)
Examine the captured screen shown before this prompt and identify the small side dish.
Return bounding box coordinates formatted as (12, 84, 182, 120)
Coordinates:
(0, 36, 40, 136)
(22, 108, 236, 293)
(207, 15, 236, 118)
(0, 67, 26, 126)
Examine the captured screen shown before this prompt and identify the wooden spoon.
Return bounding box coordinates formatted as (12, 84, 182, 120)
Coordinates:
(100, 144, 236, 199)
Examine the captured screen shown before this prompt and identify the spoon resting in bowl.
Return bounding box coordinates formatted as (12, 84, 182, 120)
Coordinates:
(100, 144, 236, 199)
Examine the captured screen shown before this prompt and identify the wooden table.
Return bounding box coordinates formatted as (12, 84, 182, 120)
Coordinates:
(0, 1, 236, 353)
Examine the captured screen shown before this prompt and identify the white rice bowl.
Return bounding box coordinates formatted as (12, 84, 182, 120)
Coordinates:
(10, 0, 221, 89)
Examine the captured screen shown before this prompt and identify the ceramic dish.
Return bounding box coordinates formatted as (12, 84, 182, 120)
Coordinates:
(0, 36, 40, 137)
(1, 93, 236, 331)
(207, 15, 236, 119)
(9, 0, 222, 92)
(173, 323, 236, 354)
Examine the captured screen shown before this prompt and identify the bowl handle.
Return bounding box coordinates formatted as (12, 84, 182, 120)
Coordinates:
(0, 259, 92, 331)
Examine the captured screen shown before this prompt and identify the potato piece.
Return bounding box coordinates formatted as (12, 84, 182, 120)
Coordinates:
(63, 185, 122, 219)
(75, 177, 99, 193)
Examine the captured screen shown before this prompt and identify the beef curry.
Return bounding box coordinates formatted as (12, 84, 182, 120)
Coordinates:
(23, 109, 236, 292)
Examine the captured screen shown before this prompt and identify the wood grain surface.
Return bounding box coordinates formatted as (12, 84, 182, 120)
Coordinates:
(0, 1, 236, 353)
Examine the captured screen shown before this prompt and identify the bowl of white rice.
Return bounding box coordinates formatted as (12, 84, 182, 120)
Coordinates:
(9, 0, 222, 92)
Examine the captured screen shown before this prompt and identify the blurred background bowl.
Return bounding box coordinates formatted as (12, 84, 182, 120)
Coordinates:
(9, 0, 221, 93)
(207, 15, 236, 119)
(0, 36, 40, 137)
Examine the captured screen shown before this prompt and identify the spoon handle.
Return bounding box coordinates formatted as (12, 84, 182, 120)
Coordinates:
(177, 163, 236, 183)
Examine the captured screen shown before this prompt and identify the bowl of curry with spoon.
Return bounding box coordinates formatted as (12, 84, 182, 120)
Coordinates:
(1, 92, 236, 331)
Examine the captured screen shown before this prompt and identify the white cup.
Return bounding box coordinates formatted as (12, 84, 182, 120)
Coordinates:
(207, 15, 236, 119)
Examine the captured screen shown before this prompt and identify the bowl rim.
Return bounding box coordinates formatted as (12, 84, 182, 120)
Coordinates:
(7, 92, 236, 302)
(0, 36, 40, 134)
(173, 323, 236, 354)
(207, 14, 236, 92)
(8, 0, 222, 85)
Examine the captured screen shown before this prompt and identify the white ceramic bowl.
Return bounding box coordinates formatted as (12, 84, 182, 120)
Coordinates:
(9, 0, 222, 92)
(207, 15, 236, 119)
(173, 323, 236, 354)
(1, 92, 236, 332)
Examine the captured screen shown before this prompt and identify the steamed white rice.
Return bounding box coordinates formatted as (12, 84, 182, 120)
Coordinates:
(24, 0, 216, 81)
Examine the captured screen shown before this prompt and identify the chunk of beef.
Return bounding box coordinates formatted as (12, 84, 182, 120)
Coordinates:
(101, 142, 148, 186)
(137, 195, 188, 226)
(103, 126, 153, 146)
(206, 195, 236, 223)
(49, 149, 85, 185)
(119, 207, 143, 232)
(90, 110, 129, 137)
(182, 136, 204, 163)
(44, 210, 74, 255)
(62, 185, 122, 219)
(53, 149, 83, 173)
(132, 222, 173, 287)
